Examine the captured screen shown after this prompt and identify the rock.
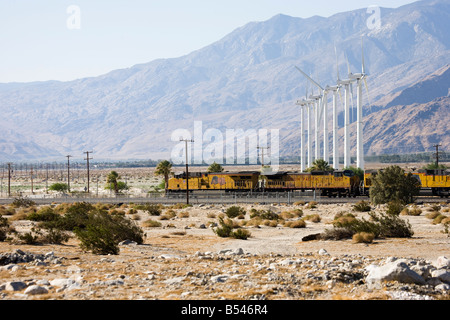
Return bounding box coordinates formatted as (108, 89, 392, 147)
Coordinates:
(164, 277, 185, 285)
(433, 256, 450, 269)
(366, 261, 426, 285)
(210, 275, 229, 283)
(50, 278, 79, 288)
(160, 254, 182, 260)
(119, 240, 137, 246)
(435, 283, 450, 292)
(4, 281, 27, 292)
(24, 285, 48, 295)
(318, 249, 330, 256)
(431, 269, 450, 283)
(302, 233, 321, 241)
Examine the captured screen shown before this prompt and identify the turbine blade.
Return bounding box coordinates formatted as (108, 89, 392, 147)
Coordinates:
(335, 45, 341, 81)
(361, 37, 366, 74)
(345, 52, 352, 76)
(295, 66, 324, 91)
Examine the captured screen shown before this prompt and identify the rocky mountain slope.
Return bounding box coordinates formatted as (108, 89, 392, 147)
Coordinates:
(0, 0, 449, 162)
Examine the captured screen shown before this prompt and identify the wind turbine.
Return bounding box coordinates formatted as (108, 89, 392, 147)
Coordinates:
(347, 37, 370, 170)
(296, 87, 308, 172)
(336, 49, 356, 169)
(295, 67, 325, 163)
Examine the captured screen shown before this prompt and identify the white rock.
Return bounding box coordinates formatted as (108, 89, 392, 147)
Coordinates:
(24, 285, 48, 295)
(4, 281, 27, 292)
(433, 256, 450, 269)
(318, 249, 330, 256)
(431, 269, 450, 283)
(210, 275, 229, 283)
(435, 283, 450, 292)
(366, 261, 426, 285)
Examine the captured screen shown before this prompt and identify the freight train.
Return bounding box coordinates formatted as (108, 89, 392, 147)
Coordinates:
(167, 170, 361, 197)
(167, 168, 450, 198)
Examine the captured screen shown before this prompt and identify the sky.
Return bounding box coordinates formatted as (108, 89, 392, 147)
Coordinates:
(0, 0, 419, 83)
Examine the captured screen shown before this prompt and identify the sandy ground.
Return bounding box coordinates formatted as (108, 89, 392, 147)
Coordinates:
(0, 201, 449, 301)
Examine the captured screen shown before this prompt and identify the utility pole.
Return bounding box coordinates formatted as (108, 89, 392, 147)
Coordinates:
(66, 155, 72, 192)
(257, 146, 270, 167)
(180, 139, 194, 205)
(30, 165, 34, 194)
(84, 151, 93, 193)
(7, 163, 12, 197)
(434, 144, 442, 168)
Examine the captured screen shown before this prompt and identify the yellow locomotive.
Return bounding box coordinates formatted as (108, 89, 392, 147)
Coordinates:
(167, 171, 260, 192)
(167, 169, 360, 197)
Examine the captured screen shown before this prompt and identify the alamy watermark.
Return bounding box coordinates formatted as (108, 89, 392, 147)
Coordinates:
(171, 121, 280, 173)
(67, 5, 81, 30)
(366, 5, 381, 30)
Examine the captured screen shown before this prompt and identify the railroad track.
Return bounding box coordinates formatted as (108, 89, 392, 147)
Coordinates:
(0, 194, 447, 206)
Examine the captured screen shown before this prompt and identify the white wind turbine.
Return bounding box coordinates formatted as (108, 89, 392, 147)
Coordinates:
(347, 37, 370, 170)
(336, 49, 356, 169)
(295, 67, 326, 165)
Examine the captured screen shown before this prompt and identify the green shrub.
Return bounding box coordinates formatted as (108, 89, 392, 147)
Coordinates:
(0, 215, 10, 242)
(214, 217, 233, 238)
(11, 197, 36, 208)
(74, 210, 144, 255)
(249, 209, 279, 220)
(353, 200, 371, 212)
(231, 228, 251, 240)
(144, 204, 162, 216)
(225, 206, 246, 218)
(27, 206, 60, 222)
(386, 200, 405, 216)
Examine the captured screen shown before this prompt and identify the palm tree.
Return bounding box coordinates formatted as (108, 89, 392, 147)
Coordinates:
(207, 162, 224, 173)
(305, 159, 334, 172)
(106, 171, 120, 194)
(155, 160, 173, 194)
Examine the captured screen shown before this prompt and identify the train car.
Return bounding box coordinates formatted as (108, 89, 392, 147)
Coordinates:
(261, 170, 360, 197)
(414, 169, 450, 197)
(167, 171, 260, 192)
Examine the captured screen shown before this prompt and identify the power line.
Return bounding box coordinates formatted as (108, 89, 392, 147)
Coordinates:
(433, 144, 442, 168)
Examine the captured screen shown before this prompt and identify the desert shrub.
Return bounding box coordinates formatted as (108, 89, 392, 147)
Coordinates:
(18, 230, 40, 245)
(250, 209, 279, 220)
(143, 204, 162, 216)
(39, 227, 71, 244)
(177, 211, 189, 218)
(142, 219, 162, 228)
(0, 215, 10, 241)
(369, 166, 421, 205)
(320, 228, 354, 240)
(11, 197, 36, 208)
(214, 217, 233, 238)
(432, 214, 448, 225)
(231, 228, 251, 240)
(353, 201, 371, 212)
(427, 205, 441, 212)
(426, 211, 441, 219)
(284, 219, 306, 228)
(304, 214, 321, 223)
(27, 206, 60, 222)
(0, 206, 15, 216)
(306, 201, 318, 209)
(294, 201, 306, 206)
(74, 210, 144, 255)
(352, 232, 375, 244)
(386, 200, 405, 216)
(225, 206, 246, 218)
(369, 211, 414, 238)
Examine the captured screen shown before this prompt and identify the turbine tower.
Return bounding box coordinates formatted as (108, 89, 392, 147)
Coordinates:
(296, 83, 316, 171)
(336, 51, 356, 169)
(347, 37, 370, 170)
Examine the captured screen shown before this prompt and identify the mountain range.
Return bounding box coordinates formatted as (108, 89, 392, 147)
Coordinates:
(0, 0, 449, 163)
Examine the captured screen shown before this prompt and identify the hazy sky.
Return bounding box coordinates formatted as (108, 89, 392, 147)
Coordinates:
(0, 0, 418, 83)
